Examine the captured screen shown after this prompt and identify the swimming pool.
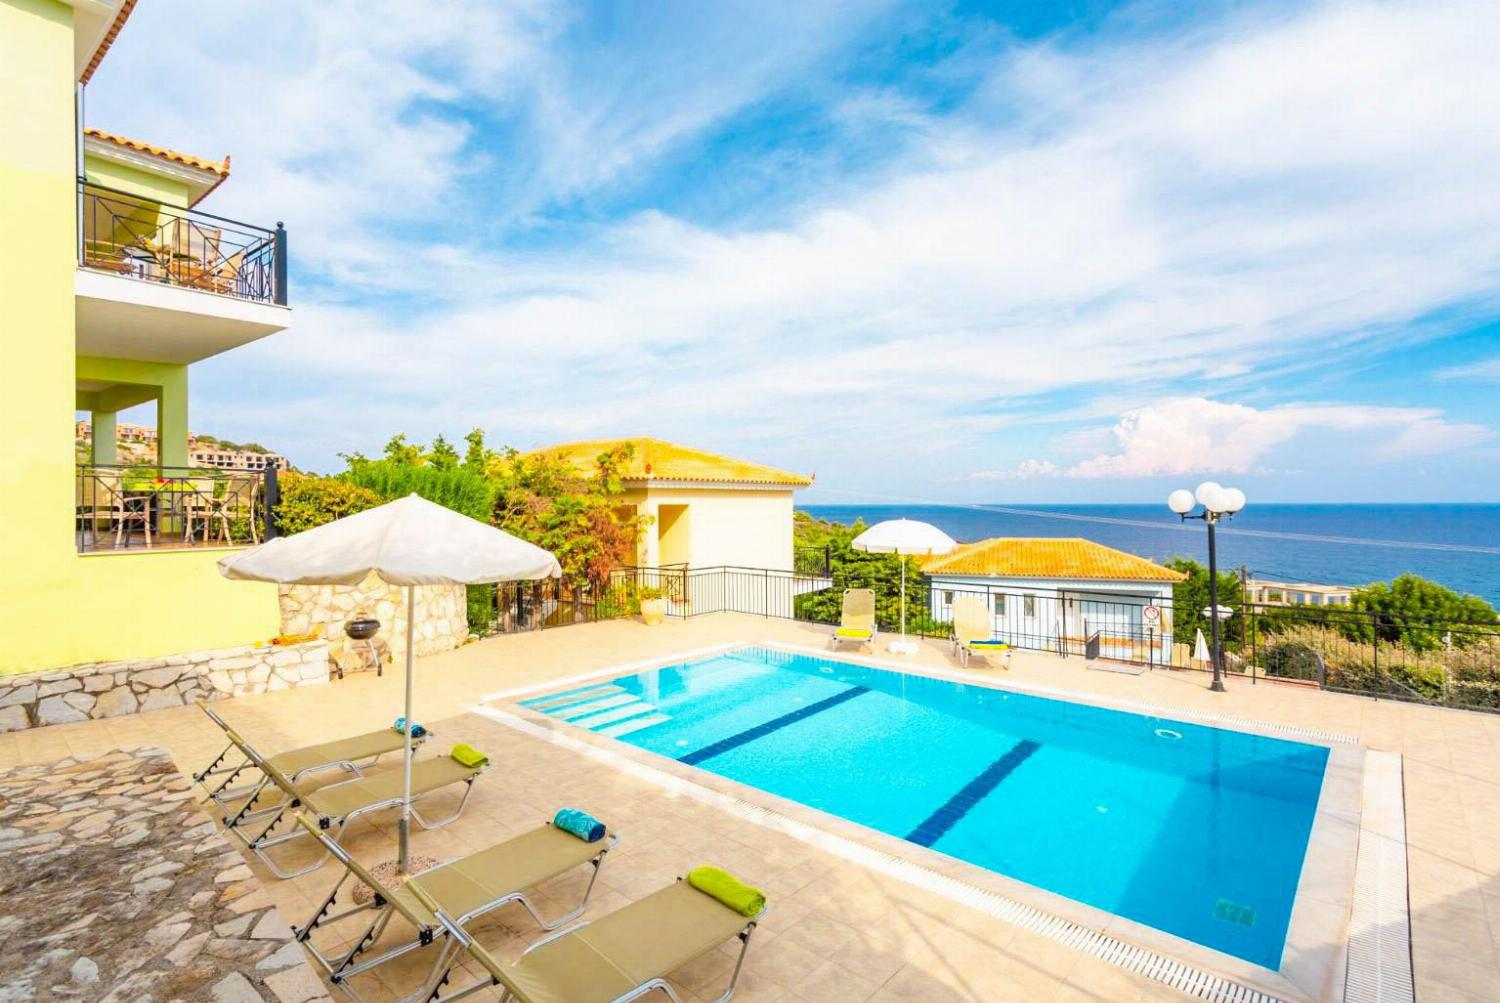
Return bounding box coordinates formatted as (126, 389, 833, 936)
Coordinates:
(520, 646, 1329, 969)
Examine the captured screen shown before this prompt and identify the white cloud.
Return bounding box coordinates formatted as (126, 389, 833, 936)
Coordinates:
(86, 0, 1500, 494)
(1434, 356, 1500, 380)
(1011, 396, 1492, 479)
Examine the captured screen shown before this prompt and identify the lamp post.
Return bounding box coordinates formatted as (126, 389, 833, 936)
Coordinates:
(1167, 482, 1246, 693)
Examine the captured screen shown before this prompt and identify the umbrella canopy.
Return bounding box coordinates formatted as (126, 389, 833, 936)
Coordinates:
(218, 493, 561, 872)
(218, 493, 560, 586)
(850, 518, 957, 557)
(851, 519, 957, 653)
(1193, 628, 1211, 663)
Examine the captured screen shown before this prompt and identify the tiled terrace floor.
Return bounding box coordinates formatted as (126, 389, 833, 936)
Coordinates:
(2, 613, 1497, 1002)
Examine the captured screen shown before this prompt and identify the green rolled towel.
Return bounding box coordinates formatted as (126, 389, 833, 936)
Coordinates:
(687, 865, 766, 917)
(450, 743, 489, 768)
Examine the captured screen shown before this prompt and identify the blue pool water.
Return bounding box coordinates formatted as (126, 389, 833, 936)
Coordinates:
(523, 647, 1330, 969)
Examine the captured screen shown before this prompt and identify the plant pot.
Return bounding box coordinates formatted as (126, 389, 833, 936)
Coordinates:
(640, 598, 668, 626)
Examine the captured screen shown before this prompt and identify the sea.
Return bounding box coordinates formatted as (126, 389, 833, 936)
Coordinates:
(799, 504, 1500, 604)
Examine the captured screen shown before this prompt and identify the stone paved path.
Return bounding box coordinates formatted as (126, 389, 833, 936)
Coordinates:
(0, 747, 332, 1003)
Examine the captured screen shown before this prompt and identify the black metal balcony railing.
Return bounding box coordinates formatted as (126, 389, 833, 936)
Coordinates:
(76, 462, 280, 553)
(78, 182, 287, 305)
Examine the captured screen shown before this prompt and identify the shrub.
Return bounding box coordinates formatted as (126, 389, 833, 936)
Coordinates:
(344, 460, 495, 522)
(274, 472, 382, 535)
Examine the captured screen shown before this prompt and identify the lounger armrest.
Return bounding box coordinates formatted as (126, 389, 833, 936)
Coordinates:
(521, 920, 592, 956)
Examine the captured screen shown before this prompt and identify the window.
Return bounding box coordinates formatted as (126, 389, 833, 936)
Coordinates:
(994, 595, 1006, 616)
(944, 591, 954, 605)
(1024, 594, 1036, 618)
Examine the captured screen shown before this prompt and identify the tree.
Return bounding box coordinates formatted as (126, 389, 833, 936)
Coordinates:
(488, 443, 643, 585)
(791, 512, 939, 633)
(463, 428, 493, 474)
(429, 434, 460, 471)
(382, 434, 425, 466)
(1346, 574, 1498, 651)
(1165, 557, 1245, 649)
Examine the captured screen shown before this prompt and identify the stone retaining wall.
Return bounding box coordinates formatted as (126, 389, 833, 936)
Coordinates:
(0, 640, 330, 733)
(278, 574, 468, 665)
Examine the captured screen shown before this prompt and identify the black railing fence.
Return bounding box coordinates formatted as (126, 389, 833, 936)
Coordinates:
(76, 462, 276, 552)
(468, 563, 1500, 713)
(78, 182, 286, 305)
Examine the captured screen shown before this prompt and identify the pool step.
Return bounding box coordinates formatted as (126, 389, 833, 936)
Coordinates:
(598, 713, 671, 738)
(555, 693, 639, 720)
(524, 684, 626, 712)
(570, 700, 659, 729)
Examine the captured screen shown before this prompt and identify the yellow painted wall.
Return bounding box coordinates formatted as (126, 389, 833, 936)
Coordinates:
(84, 153, 192, 207)
(0, 0, 280, 676)
(631, 487, 795, 571)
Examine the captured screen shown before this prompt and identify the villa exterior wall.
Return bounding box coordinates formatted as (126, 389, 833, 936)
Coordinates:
(631, 486, 795, 571)
(0, 0, 285, 677)
(0, 638, 330, 733)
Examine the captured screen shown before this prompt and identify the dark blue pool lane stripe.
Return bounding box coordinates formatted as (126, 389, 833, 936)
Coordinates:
(905, 739, 1042, 848)
(678, 686, 871, 766)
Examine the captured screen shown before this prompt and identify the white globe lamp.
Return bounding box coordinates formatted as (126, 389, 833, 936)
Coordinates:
(1167, 489, 1195, 515)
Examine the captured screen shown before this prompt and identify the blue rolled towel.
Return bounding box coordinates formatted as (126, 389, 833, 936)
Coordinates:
(553, 807, 606, 843)
(393, 717, 427, 738)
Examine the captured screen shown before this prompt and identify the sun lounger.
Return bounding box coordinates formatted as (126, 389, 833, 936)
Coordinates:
(409, 870, 767, 1003)
(292, 812, 618, 1003)
(217, 725, 486, 879)
(828, 587, 878, 651)
(193, 700, 424, 812)
(950, 595, 1008, 668)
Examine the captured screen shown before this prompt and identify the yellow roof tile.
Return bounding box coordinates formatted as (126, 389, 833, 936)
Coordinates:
(920, 538, 1185, 582)
(524, 438, 812, 487)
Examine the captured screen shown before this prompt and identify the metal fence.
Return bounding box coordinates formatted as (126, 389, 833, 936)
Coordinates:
(79, 182, 287, 305)
(465, 562, 1500, 713)
(76, 462, 277, 552)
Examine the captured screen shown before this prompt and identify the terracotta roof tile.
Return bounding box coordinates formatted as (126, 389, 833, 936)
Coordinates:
(524, 438, 812, 487)
(921, 537, 1185, 582)
(84, 127, 230, 176)
(80, 0, 136, 85)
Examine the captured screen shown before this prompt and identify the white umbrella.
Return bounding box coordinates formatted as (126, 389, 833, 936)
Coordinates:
(851, 519, 957, 655)
(218, 493, 561, 871)
(1193, 628, 1211, 663)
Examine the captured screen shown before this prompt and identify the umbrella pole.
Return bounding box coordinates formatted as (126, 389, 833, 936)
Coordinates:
(900, 557, 907, 649)
(399, 584, 415, 873)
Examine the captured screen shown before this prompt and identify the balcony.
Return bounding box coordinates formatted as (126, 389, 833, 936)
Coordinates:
(80, 182, 285, 304)
(76, 462, 278, 554)
(76, 183, 290, 365)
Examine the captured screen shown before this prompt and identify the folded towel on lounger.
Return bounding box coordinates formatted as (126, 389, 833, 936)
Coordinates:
(450, 743, 488, 768)
(552, 807, 607, 843)
(393, 717, 427, 738)
(687, 865, 766, 917)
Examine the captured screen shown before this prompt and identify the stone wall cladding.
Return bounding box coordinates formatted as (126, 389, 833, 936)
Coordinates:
(0, 640, 330, 733)
(278, 574, 467, 670)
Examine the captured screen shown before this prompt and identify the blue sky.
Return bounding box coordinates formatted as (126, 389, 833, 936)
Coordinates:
(86, 0, 1500, 503)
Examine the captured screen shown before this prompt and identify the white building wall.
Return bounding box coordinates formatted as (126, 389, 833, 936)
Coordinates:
(928, 574, 1176, 660)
